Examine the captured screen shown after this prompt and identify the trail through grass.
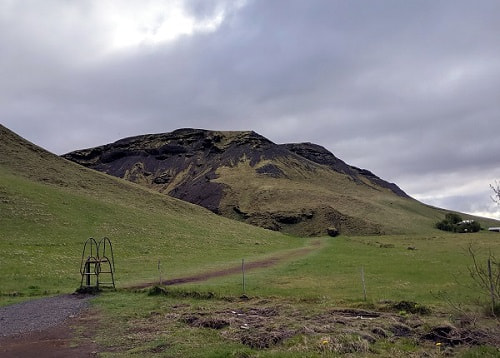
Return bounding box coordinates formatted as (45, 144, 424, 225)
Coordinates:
(165, 232, 500, 306)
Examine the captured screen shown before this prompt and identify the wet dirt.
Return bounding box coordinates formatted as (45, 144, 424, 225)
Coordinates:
(0, 309, 99, 358)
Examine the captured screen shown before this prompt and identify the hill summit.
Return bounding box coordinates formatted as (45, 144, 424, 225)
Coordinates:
(64, 128, 436, 236)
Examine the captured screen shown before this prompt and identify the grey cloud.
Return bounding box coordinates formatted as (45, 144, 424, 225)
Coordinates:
(1, 0, 500, 218)
(424, 191, 500, 221)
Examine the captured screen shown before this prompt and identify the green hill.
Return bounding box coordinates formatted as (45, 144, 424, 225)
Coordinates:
(64, 128, 497, 236)
(0, 124, 303, 299)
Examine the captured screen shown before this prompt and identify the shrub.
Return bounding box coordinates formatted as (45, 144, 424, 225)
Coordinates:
(445, 213, 463, 224)
(456, 220, 481, 233)
(392, 301, 431, 315)
(435, 213, 480, 233)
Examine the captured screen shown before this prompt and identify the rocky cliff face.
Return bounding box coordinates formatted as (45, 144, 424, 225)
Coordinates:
(64, 129, 290, 212)
(282, 142, 409, 198)
(63, 128, 411, 236)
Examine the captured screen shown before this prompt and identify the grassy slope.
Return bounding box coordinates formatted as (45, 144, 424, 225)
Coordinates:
(215, 157, 499, 235)
(0, 125, 304, 301)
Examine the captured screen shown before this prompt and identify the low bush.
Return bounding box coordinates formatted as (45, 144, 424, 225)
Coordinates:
(435, 213, 480, 233)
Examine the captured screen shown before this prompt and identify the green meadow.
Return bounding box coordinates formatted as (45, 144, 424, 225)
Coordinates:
(86, 231, 500, 357)
(175, 233, 500, 305)
(0, 168, 305, 302)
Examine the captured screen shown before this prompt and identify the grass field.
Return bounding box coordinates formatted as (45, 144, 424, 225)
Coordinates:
(86, 231, 500, 357)
(172, 232, 500, 305)
(0, 168, 305, 303)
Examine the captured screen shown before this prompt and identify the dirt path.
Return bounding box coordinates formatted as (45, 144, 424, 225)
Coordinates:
(0, 239, 323, 356)
(0, 294, 97, 357)
(0, 315, 99, 358)
(130, 239, 322, 289)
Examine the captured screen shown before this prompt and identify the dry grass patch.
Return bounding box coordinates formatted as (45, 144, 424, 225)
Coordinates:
(91, 291, 500, 356)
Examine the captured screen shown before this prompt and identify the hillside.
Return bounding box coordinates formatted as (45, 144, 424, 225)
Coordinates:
(63, 128, 483, 236)
(3, 124, 500, 356)
(0, 124, 303, 297)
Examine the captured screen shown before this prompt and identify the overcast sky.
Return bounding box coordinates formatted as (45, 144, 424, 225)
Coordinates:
(2, 0, 500, 220)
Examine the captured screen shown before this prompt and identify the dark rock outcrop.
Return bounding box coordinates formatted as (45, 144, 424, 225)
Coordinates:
(64, 129, 274, 213)
(327, 226, 339, 237)
(283, 142, 409, 198)
(63, 128, 410, 236)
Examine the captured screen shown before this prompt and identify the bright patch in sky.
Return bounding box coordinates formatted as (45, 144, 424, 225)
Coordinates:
(99, 1, 225, 51)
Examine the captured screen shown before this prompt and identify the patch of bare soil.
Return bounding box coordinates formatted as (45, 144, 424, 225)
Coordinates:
(0, 308, 99, 358)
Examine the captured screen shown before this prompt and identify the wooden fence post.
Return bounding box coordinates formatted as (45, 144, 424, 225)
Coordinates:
(242, 259, 246, 294)
(361, 266, 367, 301)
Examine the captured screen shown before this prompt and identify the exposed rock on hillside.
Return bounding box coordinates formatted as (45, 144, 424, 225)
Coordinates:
(283, 142, 409, 198)
(63, 128, 410, 236)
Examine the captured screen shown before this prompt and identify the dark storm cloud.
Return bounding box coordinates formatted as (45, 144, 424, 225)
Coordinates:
(1, 0, 500, 218)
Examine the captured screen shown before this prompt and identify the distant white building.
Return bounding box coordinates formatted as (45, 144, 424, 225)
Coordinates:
(458, 220, 475, 225)
(488, 227, 500, 232)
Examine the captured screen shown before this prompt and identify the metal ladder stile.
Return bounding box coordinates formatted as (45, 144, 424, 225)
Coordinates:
(80, 238, 99, 288)
(96, 237, 116, 288)
(79, 237, 116, 290)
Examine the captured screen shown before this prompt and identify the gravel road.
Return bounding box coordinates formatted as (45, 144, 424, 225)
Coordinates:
(0, 294, 91, 337)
